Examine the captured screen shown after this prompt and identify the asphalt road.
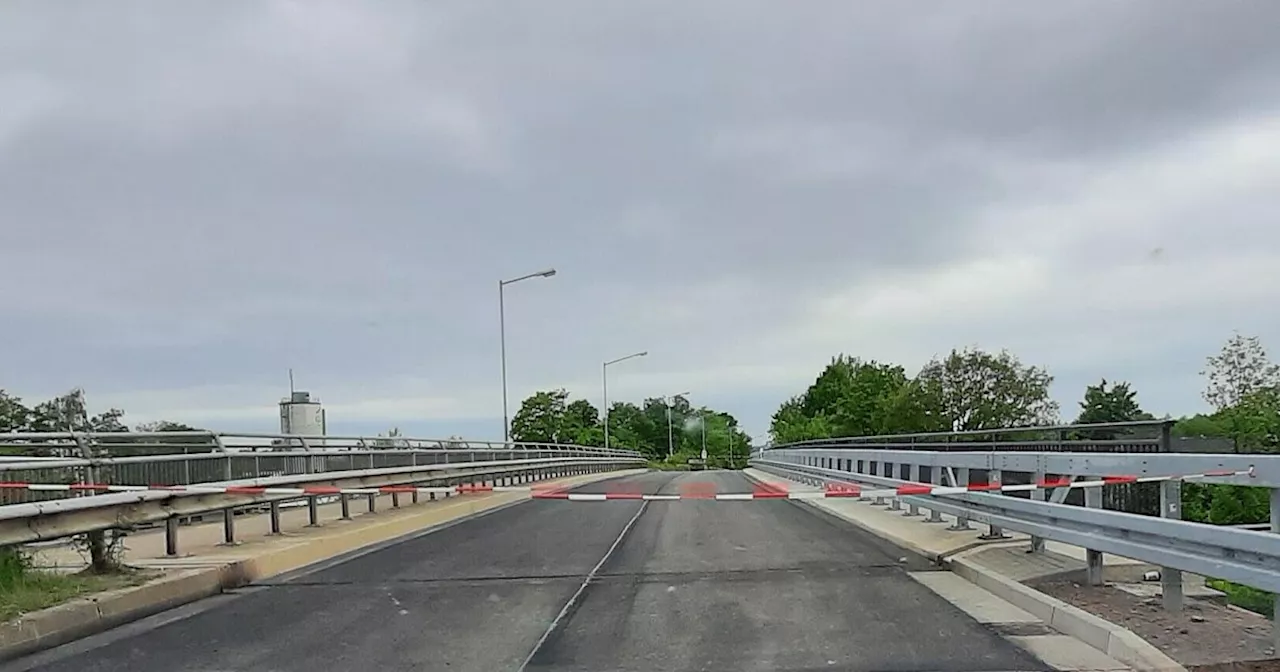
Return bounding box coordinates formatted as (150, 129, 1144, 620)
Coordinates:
(8, 471, 1049, 672)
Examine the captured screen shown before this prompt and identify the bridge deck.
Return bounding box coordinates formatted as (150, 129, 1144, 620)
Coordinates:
(5, 471, 1048, 672)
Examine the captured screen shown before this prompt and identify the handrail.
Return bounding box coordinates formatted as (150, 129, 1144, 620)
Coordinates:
(750, 456, 1280, 595)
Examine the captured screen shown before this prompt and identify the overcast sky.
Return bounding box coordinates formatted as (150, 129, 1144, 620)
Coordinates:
(3, 1, 1279, 442)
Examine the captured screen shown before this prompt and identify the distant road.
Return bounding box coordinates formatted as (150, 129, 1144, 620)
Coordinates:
(9, 471, 1047, 672)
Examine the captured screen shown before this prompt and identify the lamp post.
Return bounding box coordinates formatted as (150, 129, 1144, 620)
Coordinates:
(602, 351, 648, 450)
(663, 391, 691, 459)
(499, 268, 557, 444)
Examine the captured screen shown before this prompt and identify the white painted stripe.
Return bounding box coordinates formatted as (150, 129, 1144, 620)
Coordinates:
(28, 484, 70, 491)
(642, 494, 679, 501)
(566, 493, 607, 501)
(714, 493, 754, 501)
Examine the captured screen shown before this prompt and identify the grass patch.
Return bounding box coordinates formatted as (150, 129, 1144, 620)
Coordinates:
(1206, 578, 1274, 619)
(0, 550, 155, 622)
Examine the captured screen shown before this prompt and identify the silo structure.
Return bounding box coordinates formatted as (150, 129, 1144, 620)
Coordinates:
(279, 391, 326, 448)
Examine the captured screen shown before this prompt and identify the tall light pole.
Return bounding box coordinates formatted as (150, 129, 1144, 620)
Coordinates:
(602, 351, 648, 450)
(499, 268, 557, 444)
(663, 391, 691, 459)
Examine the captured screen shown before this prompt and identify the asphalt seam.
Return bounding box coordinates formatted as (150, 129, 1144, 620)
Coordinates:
(515, 498, 650, 672)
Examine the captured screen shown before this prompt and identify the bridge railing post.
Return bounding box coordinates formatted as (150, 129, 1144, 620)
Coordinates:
(1161, 480, 1184, 609)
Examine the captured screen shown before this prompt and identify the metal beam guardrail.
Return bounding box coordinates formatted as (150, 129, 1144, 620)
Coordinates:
(0, 430, 645, 555)
(0, 430, 642, 507)
(751, 441, 1280, 620)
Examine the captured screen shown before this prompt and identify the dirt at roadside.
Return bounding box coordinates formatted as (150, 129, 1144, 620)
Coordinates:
(1033, 579, 1276, 670)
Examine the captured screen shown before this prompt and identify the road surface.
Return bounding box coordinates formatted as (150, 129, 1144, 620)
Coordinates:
(8, 471, 1049, 672)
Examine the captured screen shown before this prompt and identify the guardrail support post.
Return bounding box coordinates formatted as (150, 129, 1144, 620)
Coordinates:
(904, 464, 921, 517)
(412, 489, 419, 504)
(926, 467, 944, 523)
(1271, 487, 1280, 649)
(223, 508, 235, 544)
(307, 496, 319, 526)
(165, 516, 179, 556)
(949, 467, 973, 531)
(340, 494, 351, 519)
(269, 501, 282, 535)
(980, 469, 1010, 540)
(1084, 486, 1104, 585)
(392, 492, 401, 508)
(367, 493, 377, 513)
(1029, 470, 1046, 553)
(1159, 480, 1184, 610)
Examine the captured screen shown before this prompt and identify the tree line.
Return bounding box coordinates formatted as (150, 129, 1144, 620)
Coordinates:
(770, 333, 1280, 452)
(769, 332, 1280, 526)
(0, 387, 195, 436)
(509, 389, 751, 467)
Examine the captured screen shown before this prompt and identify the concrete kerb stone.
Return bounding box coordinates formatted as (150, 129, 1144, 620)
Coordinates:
(740, 467, 1187, 672)
(946, 551, 1186, 672)
(0, 467, 649, 663)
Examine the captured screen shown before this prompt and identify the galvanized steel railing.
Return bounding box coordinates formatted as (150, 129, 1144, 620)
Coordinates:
(0, 431, 641, 507)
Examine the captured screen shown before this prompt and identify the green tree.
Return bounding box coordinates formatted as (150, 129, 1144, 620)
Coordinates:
(914, 347, 1058, 432)
(563, 399, 603, 446)
(510, 389, 570, 443)
(1201, 333, 1280, 452)
(1073, 379, 1153, 439)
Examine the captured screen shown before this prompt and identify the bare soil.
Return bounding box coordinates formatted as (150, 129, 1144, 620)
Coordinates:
(1033, 579, 1276, 669)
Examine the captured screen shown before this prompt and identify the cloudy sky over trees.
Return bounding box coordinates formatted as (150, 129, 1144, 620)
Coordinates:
(3, 1, 1278, 439)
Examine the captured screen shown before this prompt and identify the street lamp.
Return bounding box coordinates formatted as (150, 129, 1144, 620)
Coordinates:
(498, 268, 557, 444)
(662, 391, 691, 459)
(602, 351, 648, 450)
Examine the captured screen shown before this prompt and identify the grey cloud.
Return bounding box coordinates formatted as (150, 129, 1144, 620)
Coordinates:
(2, 1, 1279, 434)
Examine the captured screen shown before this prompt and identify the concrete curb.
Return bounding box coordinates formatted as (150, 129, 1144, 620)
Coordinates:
(741, 468, 1187, 672)
(0, 468, 647, 663)
(946, 552, 1187, 672)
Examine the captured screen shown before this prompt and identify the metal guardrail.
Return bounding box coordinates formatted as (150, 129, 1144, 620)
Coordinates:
(0, 431, 640, 507)
(0, 431, 644, 554)
(750, 444, 1280, 619)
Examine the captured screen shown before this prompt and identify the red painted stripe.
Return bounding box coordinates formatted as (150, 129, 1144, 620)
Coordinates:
(1204, 469, 1237, 477)
(0, 483, 31, 489)
(1037, 477, 1073, 488)
(966, 483, 1001, 491)
(896, 484, 933, 496)
(457, 484, 494, 493)
(1102, 475, 1137, 484)
(752, 482, 789, 498)
(823, 483, 861, 498)
(224, 486, 267, 494)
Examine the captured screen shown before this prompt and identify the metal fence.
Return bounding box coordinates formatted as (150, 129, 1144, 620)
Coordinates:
(767, 421, 1181, 515)
(0, 431, 641, 507)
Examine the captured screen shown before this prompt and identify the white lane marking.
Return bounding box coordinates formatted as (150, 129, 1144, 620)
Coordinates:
(515, 499, 649, 671)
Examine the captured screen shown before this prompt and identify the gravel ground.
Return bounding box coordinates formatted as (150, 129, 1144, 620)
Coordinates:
(1032, 579, 1276, 669)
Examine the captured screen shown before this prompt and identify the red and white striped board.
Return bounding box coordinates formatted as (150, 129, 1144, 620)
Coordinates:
(0, 467, 1250, 502)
